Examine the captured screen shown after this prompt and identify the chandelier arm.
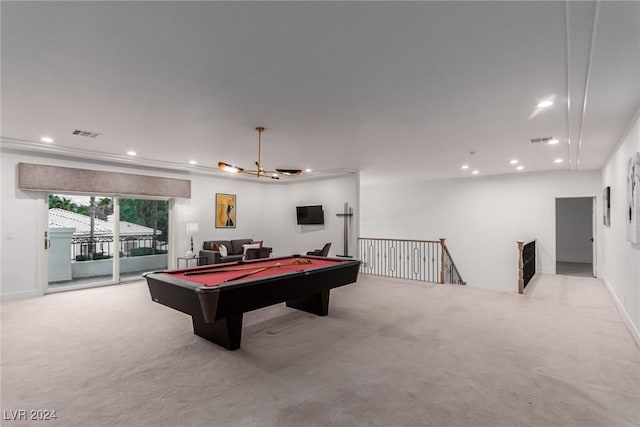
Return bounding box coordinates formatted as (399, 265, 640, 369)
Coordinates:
(276, 169, 303, 176)
(256, 127, 263, 178)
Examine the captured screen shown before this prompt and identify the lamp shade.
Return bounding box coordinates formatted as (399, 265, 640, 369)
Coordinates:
(186, 223, 199, 236)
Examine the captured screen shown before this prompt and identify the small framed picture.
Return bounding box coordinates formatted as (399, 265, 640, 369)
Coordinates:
(215, 193, 236, 228)
(603, 186, 611, 227)
(628, 153, 640, 242)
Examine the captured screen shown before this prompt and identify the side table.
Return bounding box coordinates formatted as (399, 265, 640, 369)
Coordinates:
(177, 256, 206, 269)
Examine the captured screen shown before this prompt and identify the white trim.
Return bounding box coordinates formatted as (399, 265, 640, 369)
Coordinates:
(46, 281, 123, 294)
(575, 0, 600, 171)
(1, 137, 356, 183)
(168, 198, 177, 269)
(112, 197, 121, 281)
(556, 257, 593, 264)
(602, 277, 640, 349)
(592, 196, 597, 277)
(1, 290, 39, 301)
(564, 0, 572, 170)
(37, 194, 49, 296)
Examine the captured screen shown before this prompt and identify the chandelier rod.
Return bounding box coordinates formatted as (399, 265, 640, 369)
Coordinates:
(256, 127, 264, 178)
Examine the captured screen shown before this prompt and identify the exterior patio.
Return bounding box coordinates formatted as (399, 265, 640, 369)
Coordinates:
(48, 208, 168, 283)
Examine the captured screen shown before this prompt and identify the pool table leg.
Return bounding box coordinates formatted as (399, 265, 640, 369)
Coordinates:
(192, 314, 243, 351)
(286, 289, 330, 316)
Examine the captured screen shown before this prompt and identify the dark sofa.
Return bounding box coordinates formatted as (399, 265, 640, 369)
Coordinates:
(199, 239, 272, 265)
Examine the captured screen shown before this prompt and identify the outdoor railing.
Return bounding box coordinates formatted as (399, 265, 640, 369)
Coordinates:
(517, 240, 536, 294)
(71, 236, 167, 260)
(358, 237, 465, 285)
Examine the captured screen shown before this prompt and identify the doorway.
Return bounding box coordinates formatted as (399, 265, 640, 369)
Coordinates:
(47, 194, 169, 290)
(555, 197, 596, 277)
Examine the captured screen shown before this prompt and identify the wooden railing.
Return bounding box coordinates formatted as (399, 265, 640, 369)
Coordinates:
(358, 237, 465, 285)
(442, 243, 465, 285)
(517, 240, 536, 294)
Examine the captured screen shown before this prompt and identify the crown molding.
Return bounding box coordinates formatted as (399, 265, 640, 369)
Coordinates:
(0, 137, 356, 183)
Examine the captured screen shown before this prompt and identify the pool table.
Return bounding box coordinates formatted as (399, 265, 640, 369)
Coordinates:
(144, 255, 360, 350)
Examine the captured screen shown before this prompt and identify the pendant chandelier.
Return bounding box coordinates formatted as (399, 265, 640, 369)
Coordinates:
(218, 127, 302, 180)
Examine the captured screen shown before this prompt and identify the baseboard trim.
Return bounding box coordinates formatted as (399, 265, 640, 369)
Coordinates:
(602, 277, 640, 349)
(556, 259, 592, 264)
(1, 289, 39, 301)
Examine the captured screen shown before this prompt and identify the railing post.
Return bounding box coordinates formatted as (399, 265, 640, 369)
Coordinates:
(517, 240, 524, 294)
(439, 238, 445, 284)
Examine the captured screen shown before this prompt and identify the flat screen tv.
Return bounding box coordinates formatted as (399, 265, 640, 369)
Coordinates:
(296, 205, 324, 225)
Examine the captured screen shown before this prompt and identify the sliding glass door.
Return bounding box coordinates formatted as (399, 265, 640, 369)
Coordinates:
(47, 194, 115, 288)
(47, 195, 169, 290)
(118, 198, 169, 281)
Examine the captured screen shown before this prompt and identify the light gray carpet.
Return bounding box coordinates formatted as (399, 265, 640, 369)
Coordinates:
(2, 274, 638, 427)
(556, 262, 594, 278)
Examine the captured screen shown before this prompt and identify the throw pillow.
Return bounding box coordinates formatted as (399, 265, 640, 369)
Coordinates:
(210, 242, 219, 251)
(251, 240, 264, 247)
(242, 243, 262, 260)
(219, 244, 228, 257)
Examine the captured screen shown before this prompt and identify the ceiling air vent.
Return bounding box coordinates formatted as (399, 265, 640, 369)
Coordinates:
(72, 129, 102, 138)
(530, 137, 553, 144)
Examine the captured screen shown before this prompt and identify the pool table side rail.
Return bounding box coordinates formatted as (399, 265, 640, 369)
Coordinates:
(144, 255, 358, 292)
(199, 261, 360, 322)
(144, 257, 360, 324)
(145, 274, 212, 320)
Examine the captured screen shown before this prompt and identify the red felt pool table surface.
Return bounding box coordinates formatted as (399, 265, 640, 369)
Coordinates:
(162, 256, 346, 287)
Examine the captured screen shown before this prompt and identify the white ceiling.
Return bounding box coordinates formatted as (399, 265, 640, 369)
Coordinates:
(2, 1, 639, 183)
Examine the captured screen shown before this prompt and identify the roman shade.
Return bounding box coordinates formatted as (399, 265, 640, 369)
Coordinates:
(18, 163, 191, 198)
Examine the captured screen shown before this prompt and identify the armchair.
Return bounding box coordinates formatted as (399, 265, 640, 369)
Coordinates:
(306, 242, 331, 257)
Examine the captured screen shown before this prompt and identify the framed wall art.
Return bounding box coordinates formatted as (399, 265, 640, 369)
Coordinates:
(216, 193, 236, 228)
(628, 153, 640, 243)
(603, 186, 611, 227)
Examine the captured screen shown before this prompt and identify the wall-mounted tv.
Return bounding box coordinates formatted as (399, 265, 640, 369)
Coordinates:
(296, 205, 324, 225)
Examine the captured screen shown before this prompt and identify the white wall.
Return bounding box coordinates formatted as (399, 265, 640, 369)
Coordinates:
(2, 152, 50, 298)
(177, 172, 358, 258)
(260, 174, 359, 258)
(176, 174, 272, 256)
(555, 197, 594, 263)
(601, 111, 640, 340)
(360, 170, 602, 293)
(1, 150, 359, 299)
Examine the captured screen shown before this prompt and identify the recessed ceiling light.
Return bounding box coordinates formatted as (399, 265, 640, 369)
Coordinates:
(554, 158, 563, 163)
(547, 138, 559, 145)
(305, 168, 312, 173)
(472, 170, 479, 175)
(127, 151, 137, 156)
(510, 159, 519, 165)
(461, 165, 469, 170)
(516, 165, 524, 170)
(40, 136, 54, 143)
(189, 160, 197, 165)
(537, 100, 553, 108)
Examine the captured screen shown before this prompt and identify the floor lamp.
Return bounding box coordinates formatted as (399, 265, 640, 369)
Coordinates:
(186, 223, 199, 257)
